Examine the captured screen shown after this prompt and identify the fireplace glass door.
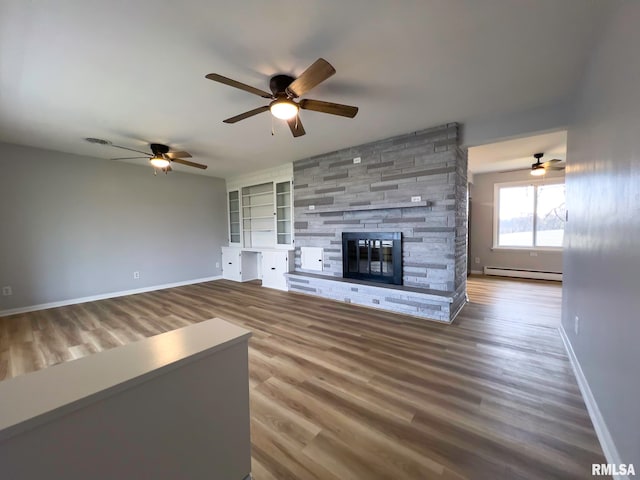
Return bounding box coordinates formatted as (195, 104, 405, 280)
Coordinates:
(342, 232, 402, 285)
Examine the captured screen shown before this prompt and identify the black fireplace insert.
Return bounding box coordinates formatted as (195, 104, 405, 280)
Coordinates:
(342, 232, 402, 285)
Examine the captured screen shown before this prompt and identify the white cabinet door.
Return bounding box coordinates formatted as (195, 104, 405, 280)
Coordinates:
(301, 247, 323, 271)
(221, 247, 242, 281)
(261, 251, 293, 291)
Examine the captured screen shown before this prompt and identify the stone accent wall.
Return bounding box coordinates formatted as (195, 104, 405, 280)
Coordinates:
(289, 123, 468, 322)
(452, 146, 469, 317)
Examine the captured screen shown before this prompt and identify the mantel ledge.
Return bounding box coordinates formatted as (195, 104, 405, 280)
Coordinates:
(299, 200, 431, 214)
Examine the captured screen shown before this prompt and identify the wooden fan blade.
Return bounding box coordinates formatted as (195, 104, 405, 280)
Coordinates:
(286, 58, 336, 98)
(171, 158, 208, 170)
(287, 116, 306, 138)
(541, 159, 562, 167)
(223, 105, 270, 124)
(205, 73, 273, 99)
(110, 144, 151, 155)
(546, 166, 565, 170)
(166, 151, 192, 159)
(111, 156, 148, 160)
(299, 99, 358, 118)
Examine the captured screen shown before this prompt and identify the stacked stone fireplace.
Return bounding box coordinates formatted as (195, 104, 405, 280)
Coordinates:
(285, 123, 468, 322)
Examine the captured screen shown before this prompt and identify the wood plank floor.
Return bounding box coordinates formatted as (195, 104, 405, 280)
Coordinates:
(0, 275, 608, 479)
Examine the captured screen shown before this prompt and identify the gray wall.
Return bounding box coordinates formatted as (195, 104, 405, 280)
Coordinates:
(0, 142, 227, 311)
(562, 2, 640, 466)
(469, 169, 564, 273)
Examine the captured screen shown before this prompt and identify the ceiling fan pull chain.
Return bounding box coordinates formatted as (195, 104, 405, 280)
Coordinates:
(271, 115, 275, 136)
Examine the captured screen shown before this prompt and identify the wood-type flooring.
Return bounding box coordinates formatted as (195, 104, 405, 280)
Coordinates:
(0, 275, 608, 479)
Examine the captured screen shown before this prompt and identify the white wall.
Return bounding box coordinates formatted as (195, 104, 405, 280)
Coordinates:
(460, 100, 571, 148)
(469, 169, 564, 273)
(562, 2, 640, 467)
(0, 142, 227, 311)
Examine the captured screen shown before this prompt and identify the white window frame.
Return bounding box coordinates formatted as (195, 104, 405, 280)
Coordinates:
(492, 178, 565, 251)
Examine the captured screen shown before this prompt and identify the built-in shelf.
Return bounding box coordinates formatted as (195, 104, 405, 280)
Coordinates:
(300, 200, 432, 214)
(242, 191, 272, 198)
(228, 180, 293, 249)
(242, 202, 273, 208)
(228, 190, 241, 244)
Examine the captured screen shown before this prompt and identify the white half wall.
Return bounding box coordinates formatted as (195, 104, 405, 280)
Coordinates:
(0, 142, 228, 311)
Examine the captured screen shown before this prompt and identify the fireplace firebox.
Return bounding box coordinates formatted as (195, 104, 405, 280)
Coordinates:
(342, 232, 402, 285)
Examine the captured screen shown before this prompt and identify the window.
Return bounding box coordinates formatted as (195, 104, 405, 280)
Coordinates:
(494, 180, 565, 249)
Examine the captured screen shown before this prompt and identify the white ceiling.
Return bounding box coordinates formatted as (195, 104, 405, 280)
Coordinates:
(0, 0, 613, 178)
(469, 130, 567, 174)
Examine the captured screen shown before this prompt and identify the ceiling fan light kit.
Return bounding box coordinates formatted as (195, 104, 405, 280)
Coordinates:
(206, 58, 359, 137)
(149, 154, 170, 169)
(269, 98, 299, 120)
(530, 164, 546, 176)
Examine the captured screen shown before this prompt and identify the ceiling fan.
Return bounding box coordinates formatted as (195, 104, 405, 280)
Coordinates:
(498, 152, 565, 176)
(530, 152, 565, 176)
(93, 140, 207, 173)
(205, 58, 358, 137)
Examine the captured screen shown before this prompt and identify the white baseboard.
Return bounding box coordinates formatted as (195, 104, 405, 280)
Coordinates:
(484, 266, 562, 281)
(558, 325, 627, 480)
(0, 276, 222, 318)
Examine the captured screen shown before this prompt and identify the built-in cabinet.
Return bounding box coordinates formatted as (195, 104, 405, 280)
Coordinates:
(260, 250, 295, 291)
(228, 191, 240, 244)
(224, 168, 294, 290)
(221, 247, 293, 291)
(276, 181, 292, 246)
(227, 180, 293, 248)
(221, 247, 260, 282)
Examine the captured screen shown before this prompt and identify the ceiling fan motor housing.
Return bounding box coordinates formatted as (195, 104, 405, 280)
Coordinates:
(150, 143, 170, 156)
(270, 75, 295, 97)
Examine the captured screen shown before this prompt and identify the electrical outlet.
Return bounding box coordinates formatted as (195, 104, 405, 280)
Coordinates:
(2, 286, 12, 296)
(353, 157, 361, 164)
(411, 196, 421, 202)
(574, 315, 580, 335)
(530, 252, 538, 257)
(215, 262, 220, 268)
(308, 205, 315, 211)
(133, 271, 140, 280)
(474, 257, 480, 264)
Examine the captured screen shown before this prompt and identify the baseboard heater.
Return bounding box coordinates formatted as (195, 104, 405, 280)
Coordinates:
(483, 266, 562, 281)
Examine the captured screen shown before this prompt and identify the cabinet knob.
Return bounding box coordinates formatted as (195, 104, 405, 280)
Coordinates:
(228, 262, 233, 265)
(271, 267, 276, 270)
